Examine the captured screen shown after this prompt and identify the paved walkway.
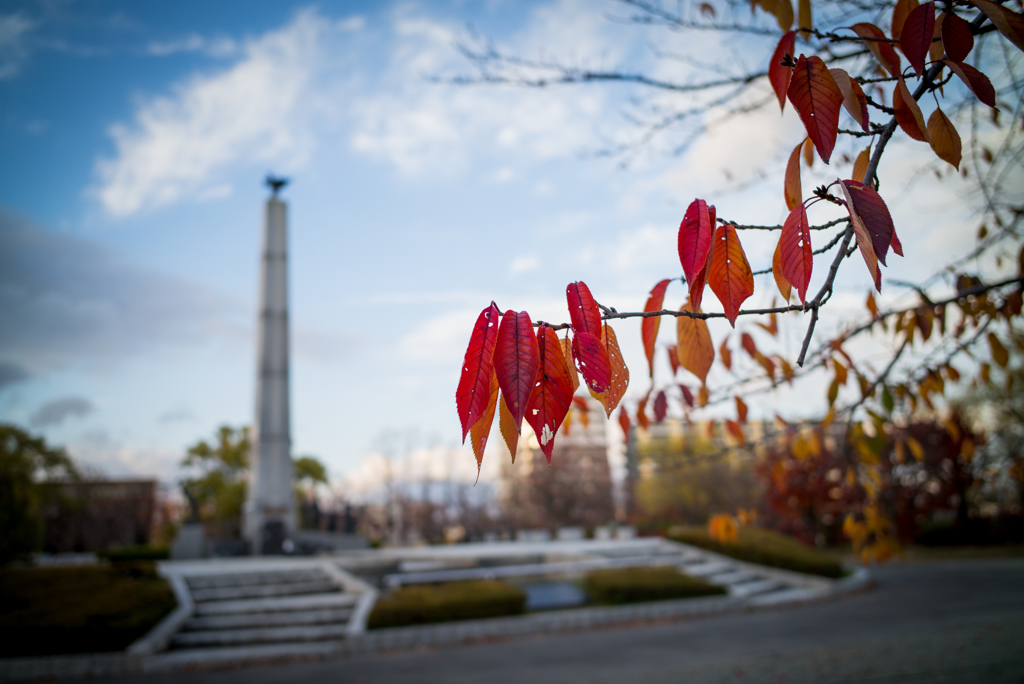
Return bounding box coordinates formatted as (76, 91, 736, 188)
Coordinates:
(59, 558, 1024, 684)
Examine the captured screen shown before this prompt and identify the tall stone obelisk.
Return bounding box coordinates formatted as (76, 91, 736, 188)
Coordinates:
(244, 176, 294, 554)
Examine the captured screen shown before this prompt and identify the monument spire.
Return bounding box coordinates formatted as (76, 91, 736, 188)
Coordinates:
(244, 175, 294, 554)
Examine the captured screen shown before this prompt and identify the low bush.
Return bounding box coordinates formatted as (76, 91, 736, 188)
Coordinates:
(583, 566, 725, 605)
(0, 564, 177, 656)
(99, 545, 170, 562)
(367, 580, 526, 630)
(666, 525, 844, 579)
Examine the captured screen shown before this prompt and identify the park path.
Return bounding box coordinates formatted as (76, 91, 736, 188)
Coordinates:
(63, 557, 1024, 684)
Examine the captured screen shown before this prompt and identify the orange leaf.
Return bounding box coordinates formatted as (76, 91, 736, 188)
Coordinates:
(989, 332, 1009, 367)
(707, 223, 755, 327)
(866, 291, 879, 319)
(469, 371, 499, 473)
(666, 345, 680, 376)
(780, 203, 813, 304)
(499, 391, 520, 462)
(772, 238, 793, 301)
(769, 31, 797, 111)
(969, 0, 1024, 53)
(798, 0, 812, 36)
(725, 419, 746, 443)
(741, 332, 758, 359)
(676, 303, 715, 384)
(941, 12, 974, 62)
(787, 55, 843, 164)
(755, 310, 779, 337)
(526, 326, 576, 462)
(852, 23, 901, 76)
(617, 407, 631, 443)
(698, 385, 710, 407)
(642, 279, 671, 378)
(830, 68, 870, 133)
(784, 138, 803, 210)
(735, 396, 748, 423)
(944, 60, 996, 107)
(719, 337, 732, 371)
(678, 200, 716, 311)
(560, 336, 580, 393)
(456, 301, 501, 442)
(593, 323, 630, 417)
(802, 136, 815, 167)
(852, 145, 871, 183)
(636, 390, 651, 431)
(929, 13, 945, 63)
(928, 107, 962, 169)
(653, 390, 668, 424)
(900, 1, 935, 75)
(495, 309, 541, 432)
(893, 76, 930, 142)
(892, 0, 919, 42)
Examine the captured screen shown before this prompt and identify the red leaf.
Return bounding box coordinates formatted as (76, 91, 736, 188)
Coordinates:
(676, 304, 715, 384)
(572, 331, 611, 394)
(468, 371, 499, 473)
(725, 419, 745, 443)
(653, 390, 668, 424)
(719, 337, 732, 371)
(784, 139, 803, 211)
(680, 384, 694, 408)
(741, 332, 758, 359)
(893, 75, 930, 142)
(842, 180, 896, 266)
(707, 223, 755, 327)
(944, 60, 996, 107)
(892, 0, 919, 42)
(525, 326, 576, 462)
(769, 31, 797, 111)
(900, 1, 935, 75)
(787, 55, 843, 164)
(838, 182, 881, 291)
(593, 323, 630, 416)
(617, 407, 632, 443)
(494, 309, 541, 433)
(636, 390, 651, 431)
(456, 301, 501, 443)
(830, 68, 870, 133)
(566, 281, 603, 338)
(852, 23, 902, 76)
(780, 203, 813, 304)
(678, 200, 716, 311)
(891, 229, 904, 257)
(942, 12, 974, 62)
(666, 345, 680, 376)
(642, 279, 671, 378)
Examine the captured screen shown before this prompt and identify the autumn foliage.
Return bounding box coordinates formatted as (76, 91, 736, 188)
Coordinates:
(456, 0, 1024, 560)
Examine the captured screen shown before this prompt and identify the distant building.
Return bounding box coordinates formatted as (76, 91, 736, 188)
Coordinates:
(500, 396, 615, 532)
(40, 480, 157, 553)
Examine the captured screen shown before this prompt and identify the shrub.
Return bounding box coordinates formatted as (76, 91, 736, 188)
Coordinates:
(583, 566, 725, 605)
(367, 580, 526, 629)
(666, 525, 844, 579)
(99, 545, 170, 563)
(0, 565, 177, 656)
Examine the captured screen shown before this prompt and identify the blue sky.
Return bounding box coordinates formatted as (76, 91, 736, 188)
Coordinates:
(0, 1, 997, 492)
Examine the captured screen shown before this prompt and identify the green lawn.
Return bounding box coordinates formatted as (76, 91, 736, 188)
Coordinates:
(367, 580, 526, 630)
(0, 563, 176, 657)
(583, 566, 726, 605)
(666, 526, 846, 579)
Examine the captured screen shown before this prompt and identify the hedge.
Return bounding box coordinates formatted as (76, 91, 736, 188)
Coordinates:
(666, 525, 845, 579)
(367, 580, 526, 629)
(583, 566, 725, 605)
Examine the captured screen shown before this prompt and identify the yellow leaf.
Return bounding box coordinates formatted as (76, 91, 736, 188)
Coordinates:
(773, 0, 794, 31)
(928, 108, 961, 169)
(833, 359, 848, 385)
(960, 437, 975, 462)
(698, 384, 710, 407)
(906, 436, 924, 461)
(944, 418, 961, 443)
(895, 439, 906, 463)
(798, 0, 812, 36)
(499, 394, 520, 462)
(988, 332, 1009, 368)
(853, 145, 871, 183)
(560, 337, 580, 393)
(709, 513, 739, 543)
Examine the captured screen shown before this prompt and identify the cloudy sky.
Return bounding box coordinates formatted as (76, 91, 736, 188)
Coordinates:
(0, 0, 996, 488)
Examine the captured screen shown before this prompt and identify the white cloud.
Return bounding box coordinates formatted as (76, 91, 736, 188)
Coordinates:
(0, 13, 33, 80)
(509, 254, 540, 276)
(146, 34, 239, 58)
(95, 9, 340, 217)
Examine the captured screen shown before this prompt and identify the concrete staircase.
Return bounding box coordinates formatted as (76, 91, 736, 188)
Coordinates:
(141, 560, 376, 670)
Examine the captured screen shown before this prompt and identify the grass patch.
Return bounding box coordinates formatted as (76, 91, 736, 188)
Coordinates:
(584, 566, 725, 605)
(367, 580, 526, 630)
(667, 526, 845, 579)
(0, 563, 177, 657)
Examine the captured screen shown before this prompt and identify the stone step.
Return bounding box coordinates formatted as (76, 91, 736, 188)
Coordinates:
(184, 608, 352, 632)
(148, 641, 341, 671)
(707, 570, 758, 585)
(728, 578, 784, 598)
(746, 586, 823, 607)
(187, 570, 328, 590)
(681, 561, 733, 577)
(171, 623, 348, 649)
(190, 580, 340, 603)
(194, 592, 358, 616)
